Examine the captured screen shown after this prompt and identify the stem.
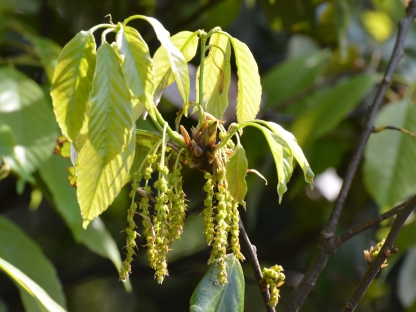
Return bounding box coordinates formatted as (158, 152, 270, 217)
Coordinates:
(342, 194, 416, 311)
(284, 2, 416, 311)
(239, 218, 276, 312)
(89, 23, 116, 33)
(372, 125, 416, 139)
(197, 33, 207, 128)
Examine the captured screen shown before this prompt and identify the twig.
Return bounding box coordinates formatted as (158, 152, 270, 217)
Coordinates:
(284, 2, 416, 311)
(372, 125, 416, 140)
(238, 218, 275, 312)
(342, 194, 416, 311)
(333, 202, 407, 248)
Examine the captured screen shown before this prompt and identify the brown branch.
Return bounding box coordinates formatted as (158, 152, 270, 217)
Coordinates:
(239, 218, 275, 312)
(342, 194, 416, 311)
(333, 202, 407, 248)
(284, 2, 416, 311)
(372, 125, 416, 140)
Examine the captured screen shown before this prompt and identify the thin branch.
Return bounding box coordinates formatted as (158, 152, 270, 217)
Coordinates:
(284, 2, 416, 311)
(333, 202, 407, 248)
(239, 218, 275, 312)
(342, 194, 416, 311)
(372, 125, 416, 140)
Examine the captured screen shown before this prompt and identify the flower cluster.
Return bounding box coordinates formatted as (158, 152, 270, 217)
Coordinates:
(261, 265, 285, 307)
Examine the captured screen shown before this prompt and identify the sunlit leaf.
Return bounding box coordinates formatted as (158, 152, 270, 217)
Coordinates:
(50, 31, 96, 147)
(262, 50, 330, 108)
(197, 33, 231, 120)
(226, 144, 248, 208)
(291, 74, 376, 147)
(77, 131, 135, 228)
(364, 100, 416, 210)
(0, 216, 67, 312)
(221, 31, 261, 123)
(138, 16, 194, 111)
(116, 25, 154, 121)
(190, 254, 244, 312)
(0, 67, 58, 179)
(87, 42, 133, 164)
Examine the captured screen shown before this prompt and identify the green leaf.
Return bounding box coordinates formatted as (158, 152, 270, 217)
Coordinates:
(256, 120, 314, 187)
(116, 25, 154, 121)
(0, 216, 67, 312)
(38, 155, 131, 291)
(130, 129, 162, 174)
(262, 50, 330, 108)
(0, 67, 58, 178)
(226, 144, 248, 208)
(398, 246, 416, 308)
(139, 17, 194, 111)
(363, 100, 416, 210)
(190, 254, 244, 312)
(291, 74, 376, 147)
(87, 42, 133, 164)
(50, 31, 96, 146)
(198, 33, 231, 120)
(221, 31, 261, 123)
(77, 131, 135, 228)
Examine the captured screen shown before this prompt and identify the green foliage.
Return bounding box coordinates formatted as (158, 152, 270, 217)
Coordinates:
(190, 254, 244, 312)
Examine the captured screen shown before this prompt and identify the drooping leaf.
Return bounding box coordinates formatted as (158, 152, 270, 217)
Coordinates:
(137, 16, 193, 111)
(38, 155, 131, 291)
(363, 100, 416, 210)
(87, 42, 133, 164)
(262, 50, 330, 108)
(152, 30, 199, 110)
(77, 131, 135, 228)
(291, 74, 376, 147)
(226, 144, 248, 208)
(197, 33, 231, 120)
(116, 25, 154, 121)
(0, 67, 58, 179)
(0, 216, 67, 312)
(398, 246, 416, 308)
(256, 120, 314, 187)
(220, 31, 261, 123)
(190, 254, 244, 312)
(50, 31, 96, 147)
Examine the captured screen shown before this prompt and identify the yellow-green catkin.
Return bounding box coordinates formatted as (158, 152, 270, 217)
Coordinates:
(262, 265, 285, 307)
(119, 172, 142, 281)
(228, 196, 244, 260)
(168, 163, 186, 243)
(203, 172, 215, 245)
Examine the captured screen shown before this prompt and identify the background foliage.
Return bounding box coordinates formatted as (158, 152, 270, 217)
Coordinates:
(1, 0, 416, 311)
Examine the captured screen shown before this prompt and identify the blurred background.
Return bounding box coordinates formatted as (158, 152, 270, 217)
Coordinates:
(1, 0, 416, 311)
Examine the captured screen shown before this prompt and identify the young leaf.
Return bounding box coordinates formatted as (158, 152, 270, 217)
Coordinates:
(197, 33, 232, 120)
(0, 67, 58, 178)
(50, 31, 96, 146)
(116, 25, 154, 121)
(152, 30, 199, 109)
(129, 129, 162, 174)
(139, 17, 193, 111)
(77, 130, 135, 228)
(0, 216, 67, 312)
(364, 100, 416, 210)
(226, 144, 248, 209)
(87, 42, 133, 164)
(220, 31, 261, 123)
(190, 254, 244, 312)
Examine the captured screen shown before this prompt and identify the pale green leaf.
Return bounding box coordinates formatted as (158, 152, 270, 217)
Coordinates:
(50, 31, 96, 146)
(291, 74, 376, 147)
(363, 100, 416, 210)
(197, 33, 231, 120)
(226, 144, 248, 208)
(87, 43, 133, 164)
(262, 50, 330, 108)
(152, 30, 199, 108)
(116, 25, 154, 121)
(130, 129, 162, 174)
(0, 67, 58, 177)
(221, 31, 261, 123)
(0, 216, 67, 312)
(77, 131, 135, 228)
(256, 120, 314, 187)
(38, 155, 131, 291)
(190, 254, 244, 312)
